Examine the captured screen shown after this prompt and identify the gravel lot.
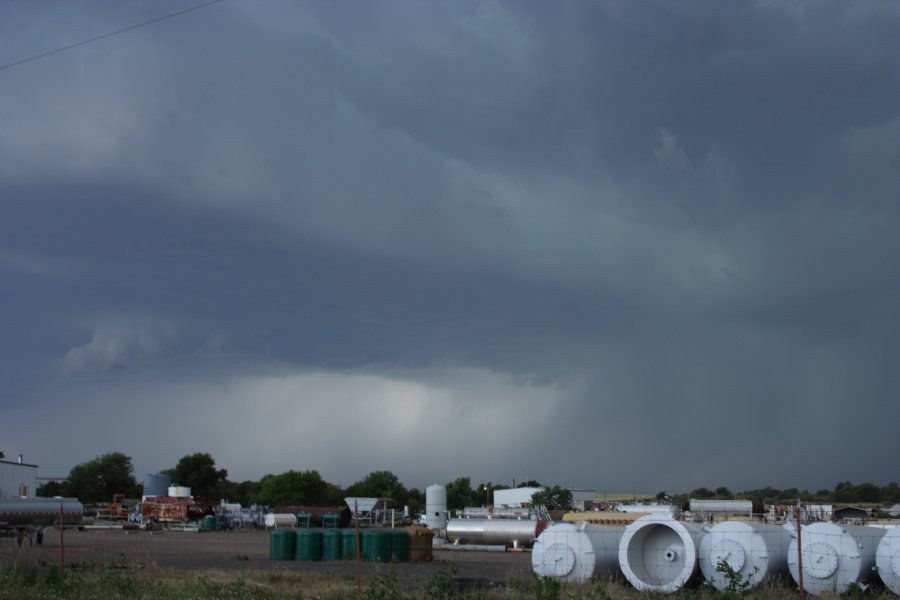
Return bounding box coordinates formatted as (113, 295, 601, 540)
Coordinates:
(1, 528, 532, 587)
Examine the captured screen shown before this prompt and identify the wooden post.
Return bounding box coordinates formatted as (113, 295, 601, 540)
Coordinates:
(59, 499, 65, 577)
(795, 505, 804, 600)
(355, 500, 361, 600)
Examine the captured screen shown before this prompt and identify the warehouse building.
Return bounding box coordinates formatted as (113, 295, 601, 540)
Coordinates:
(0, 456, 39, 498)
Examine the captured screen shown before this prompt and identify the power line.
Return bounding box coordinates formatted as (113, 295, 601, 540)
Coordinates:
(0, 0, 228, 73)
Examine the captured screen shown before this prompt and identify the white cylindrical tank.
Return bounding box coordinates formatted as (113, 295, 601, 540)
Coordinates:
(699, 520, 792, 590)
(167, 485, 191, 498)
(425, 484, 448, 531)
(447, 518, 546, 548)
(690, 499, 754, 516)
(532, 522, 624, 582)
(618, 514, 705, 593)
(787, 522, 885, 596)
(264, 513, 297, 528)
(876, 526, 900, 595)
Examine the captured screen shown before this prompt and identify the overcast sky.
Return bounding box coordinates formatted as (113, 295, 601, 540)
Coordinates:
(2, 1, 898, 495)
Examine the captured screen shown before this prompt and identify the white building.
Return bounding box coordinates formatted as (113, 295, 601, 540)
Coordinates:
(0, 457, 39, 498)
(493, 487, 543, 508)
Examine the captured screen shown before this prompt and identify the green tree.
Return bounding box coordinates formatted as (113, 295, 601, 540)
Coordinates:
(345, 470, 408, 506)
(531, 485, 573, 511)
(164, 452, 228, 497)
(36, 480, 65, 497)
(444, 477, 477, 512)
(258, 470, 338, 506)
(854, 483, 881, 503)
(407, 487, 425, 515)
(834, 481, 860, 503)
(63, 452, 141, 503)
(690, 487, 715, 499)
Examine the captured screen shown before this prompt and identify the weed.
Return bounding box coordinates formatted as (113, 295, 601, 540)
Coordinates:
(367, 571, 405, 600)
(421, 564, 460, 600)
(531, 572, 561, 600)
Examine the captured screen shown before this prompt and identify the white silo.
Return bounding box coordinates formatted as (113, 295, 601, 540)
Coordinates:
(698, 520, 792, 591)
(618, 514, 705, 593)
(532, 522, 624, 583)
(425, 483, 448, 532)
(876, 526, 900, 595)
(787, 522, 885, 596)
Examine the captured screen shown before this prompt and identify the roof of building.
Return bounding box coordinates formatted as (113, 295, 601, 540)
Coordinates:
(0, 459, 39, 468)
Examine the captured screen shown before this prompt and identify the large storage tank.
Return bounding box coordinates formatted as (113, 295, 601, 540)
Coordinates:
(425, 484, 448, 531)
(532, 522, 624, 583)
(787, 522, 885, 596)
(875, 526, 900, 595)
(698, 521, 792, 590)
(618, 514, 704, 593)
(143, 474, 171, 500)
(448, 518, 547, 548)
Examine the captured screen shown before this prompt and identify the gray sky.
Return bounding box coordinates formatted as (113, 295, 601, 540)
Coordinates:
(2, 0, 898, 495)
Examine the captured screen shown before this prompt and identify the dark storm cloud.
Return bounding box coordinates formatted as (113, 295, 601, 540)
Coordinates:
(1, 1, 898, 491)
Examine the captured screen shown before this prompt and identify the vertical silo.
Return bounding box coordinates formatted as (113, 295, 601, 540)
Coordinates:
(425, 483, 448, 533)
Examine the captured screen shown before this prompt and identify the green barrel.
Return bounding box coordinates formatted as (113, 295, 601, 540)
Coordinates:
(390, 529, 408, 562)
(295, 529, 323, 561)
(321, 529, 343, 561)
(362, 529, 392, 562)
(269, 529, 296, 560)
(321, 513, 340, 528)
(342, 529, 358, 560)
(201, 515, 217, 531)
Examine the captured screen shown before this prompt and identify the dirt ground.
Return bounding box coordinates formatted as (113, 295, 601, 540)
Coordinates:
(0, 528, 533, 587)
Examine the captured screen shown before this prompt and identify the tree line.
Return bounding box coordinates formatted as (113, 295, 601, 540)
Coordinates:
(35, 451, 900, 511)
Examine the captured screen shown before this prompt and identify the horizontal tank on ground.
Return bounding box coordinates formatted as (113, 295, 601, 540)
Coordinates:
(689, 499, 754, 517)
(618, 514, 704, 593)
(876, 526, 900, 595)
(698, 520, 792, 591)
(462, 507, 535, 519)
(532, 522, 624, 583)
(264, 513, 298, 529)
(615, 503, 680, 517)
(0, 497, 84, 527)
(787, 522, 885, 596)
(447, 518, 548, 548)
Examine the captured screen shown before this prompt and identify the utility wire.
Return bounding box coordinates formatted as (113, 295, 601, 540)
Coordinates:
(0, 0, 227, 73)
